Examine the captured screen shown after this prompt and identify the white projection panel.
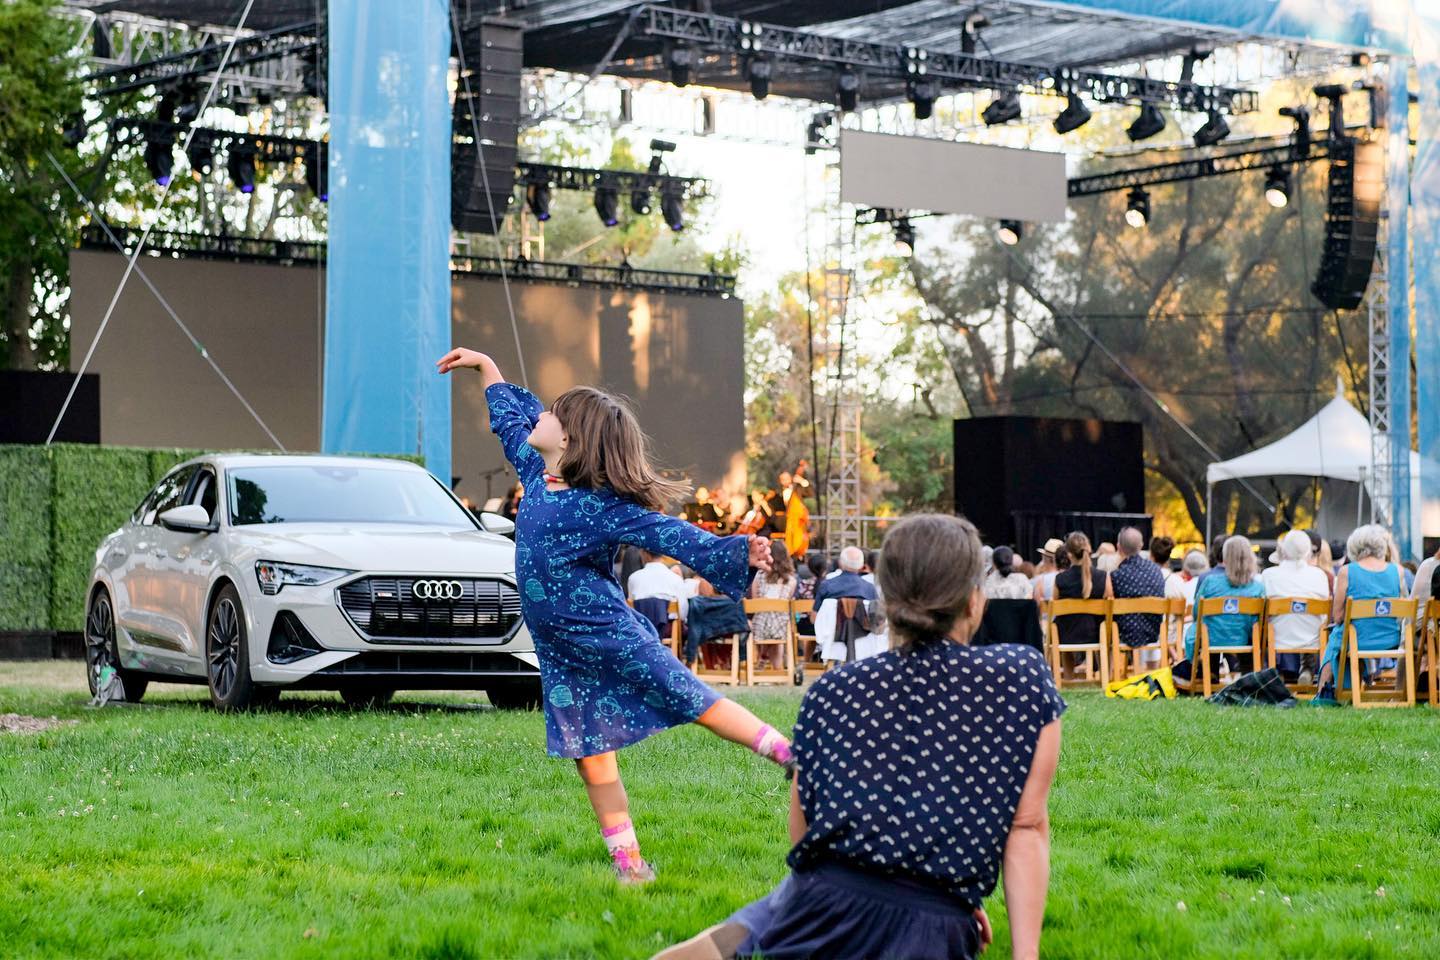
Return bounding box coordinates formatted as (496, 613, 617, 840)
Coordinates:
(839, 129, 1067, 222)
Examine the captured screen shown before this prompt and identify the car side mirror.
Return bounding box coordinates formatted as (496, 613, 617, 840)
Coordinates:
(479, 512, 515, 535)
(158, 504, 214, 532)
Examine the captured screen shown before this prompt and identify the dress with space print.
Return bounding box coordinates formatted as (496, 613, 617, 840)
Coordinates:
(485, 382, 753, 758)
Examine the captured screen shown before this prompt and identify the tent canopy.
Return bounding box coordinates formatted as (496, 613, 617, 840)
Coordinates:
(1207, 392, 1381, 485)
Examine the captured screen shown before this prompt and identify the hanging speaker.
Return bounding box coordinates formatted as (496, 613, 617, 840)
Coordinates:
(1310, 137, 1383, 311)
(451, 17, 523, 234)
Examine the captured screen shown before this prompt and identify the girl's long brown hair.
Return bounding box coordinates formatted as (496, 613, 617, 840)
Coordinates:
(551, 386, 689, 511)
(1064, 531, 1093, 597)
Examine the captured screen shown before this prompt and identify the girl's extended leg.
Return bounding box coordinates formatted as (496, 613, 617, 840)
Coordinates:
(576, 751, 654, 884)
(695, 698, 793, 768)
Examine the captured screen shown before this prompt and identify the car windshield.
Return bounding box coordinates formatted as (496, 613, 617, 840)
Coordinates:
(227, 465, 476, 527)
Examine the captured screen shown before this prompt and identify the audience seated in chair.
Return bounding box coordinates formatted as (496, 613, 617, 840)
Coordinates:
(1260, 530, 1331, 683)
(984, 546, 1033, 600)
(749, 541, 798, 669)
(1052, 532, 1112, 681)
(1109, 527, 1167, 668)
(1315, 524, 1408, 703)
(813, 546, 884, 664)
(1180, 535, 1266, 684)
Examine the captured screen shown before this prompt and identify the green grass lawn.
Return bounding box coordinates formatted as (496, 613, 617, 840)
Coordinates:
(2, 660, 1439, 959)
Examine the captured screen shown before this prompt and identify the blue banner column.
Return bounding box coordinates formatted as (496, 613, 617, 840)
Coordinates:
(1416, 15, 1440, 550)
(1388, 59, 1413, 558)
(323, 1, 452, 485)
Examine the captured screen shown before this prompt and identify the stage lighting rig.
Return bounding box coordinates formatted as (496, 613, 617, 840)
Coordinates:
(526, 179, 552, 221)
(1124, 187, 1150, 228)
(997, 219, 1021, 245)
(746, 57, 772, 100)
(143, 132, 175, 186)
(661, 183, 685, 232)
(667, 45, 695, 87)
(1313, 84, 1346, 138)
(960, 14, 990, 55)
(631, 188, 652, 215)
(1193, 109, 1231, 147)
(1127, 103, 1166, 142)
(1053, 92, 1091, 134)
(983, 90, 1022, 126)
(837, 70, 861, 112)
(1263, 165, 1290, 208)
(227, 146, 256, 193)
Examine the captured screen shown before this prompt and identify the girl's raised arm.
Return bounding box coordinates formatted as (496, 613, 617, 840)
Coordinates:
(604, 500, 769, 601)
(436, 347, 505, 387)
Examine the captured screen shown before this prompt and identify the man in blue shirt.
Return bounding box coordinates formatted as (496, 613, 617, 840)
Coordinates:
(1110, 526, 1166, 654)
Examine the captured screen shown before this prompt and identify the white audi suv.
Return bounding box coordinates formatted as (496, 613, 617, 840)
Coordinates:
(84, 454, 538, 710)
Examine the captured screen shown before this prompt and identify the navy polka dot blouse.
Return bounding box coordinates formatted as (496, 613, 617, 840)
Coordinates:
(789, 641, 1065, 904)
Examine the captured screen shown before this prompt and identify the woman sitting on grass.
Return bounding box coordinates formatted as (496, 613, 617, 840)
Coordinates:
(658, 514, 1064, 960)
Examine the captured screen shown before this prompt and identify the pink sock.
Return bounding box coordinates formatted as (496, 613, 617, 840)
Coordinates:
(602, 819, 644, 871)
(751, 724, 793, 766)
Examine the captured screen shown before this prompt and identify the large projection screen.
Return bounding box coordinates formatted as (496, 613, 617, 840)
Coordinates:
(67, 251, 746, 508)
(840, 129, 1067, 222)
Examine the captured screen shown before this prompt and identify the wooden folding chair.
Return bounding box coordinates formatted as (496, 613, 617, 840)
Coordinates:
(1426, 599, 1440, 709)
(1263, 597, 1328, 699)
(665, 600, 683, 659)
(1194, 596, 1265, 698)
(1108, 598, 1172, 682)
(1339, 597, 1419, 708)
(1045, 599, 1111, 690)
(791, 599, 821, 680)
(743, 598, 797, 686)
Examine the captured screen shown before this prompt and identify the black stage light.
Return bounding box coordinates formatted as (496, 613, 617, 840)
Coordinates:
(227, 146, 256, 193)
(630, 188, 652, 215)
(62, 113, 86, 148)
(1193, 109, 1230, 147)
(1053, 92, 1091, 134)
(305, 142, 327, 201)
(660, 184, 685, 232)
(908, 78, 938, 121)
(893, 217, 915, 252)
(186, 134, 213, 175)
(982, 91, 1022, 126)
(143, 136, 174, 186)
(747, 57, 772, 100)
(594, 182, 620, 226)
(837, 70, 860, 112)
(1124, 187, 1150, 228)
(1126, 103, 1166, 141)
(667, 46, 694, 87)
(526, 181, 552, 221)
(997, 219, 1022, 245)
(1264, 165, 1291, 208)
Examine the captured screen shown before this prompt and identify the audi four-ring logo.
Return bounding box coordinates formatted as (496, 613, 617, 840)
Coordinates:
(413, 579, 464, 601)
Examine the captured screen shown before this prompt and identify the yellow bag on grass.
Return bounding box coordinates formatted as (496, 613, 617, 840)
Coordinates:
(1105, 667, 1177, 700)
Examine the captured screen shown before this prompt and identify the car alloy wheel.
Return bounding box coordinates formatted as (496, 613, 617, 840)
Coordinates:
(85, 591, 147, 702)
(208, 596, 241, 700)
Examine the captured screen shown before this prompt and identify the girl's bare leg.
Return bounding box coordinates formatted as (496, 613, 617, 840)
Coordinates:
(576, 751, 653, 882)
(696, 698, 792, 766)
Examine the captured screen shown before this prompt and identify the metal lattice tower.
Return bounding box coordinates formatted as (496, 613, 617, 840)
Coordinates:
(820, 156, 862, 551)
(1367, 209, 1392, 528)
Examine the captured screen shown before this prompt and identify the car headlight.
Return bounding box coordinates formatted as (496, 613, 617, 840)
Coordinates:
(255, 560, 353, 596)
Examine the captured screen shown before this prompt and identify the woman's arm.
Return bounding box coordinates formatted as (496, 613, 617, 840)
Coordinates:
(1003, 719, 1060, 960)
(787, 776, 807, 845)
(1331, 564, 1350, 624)
(436, 347, 506, 387)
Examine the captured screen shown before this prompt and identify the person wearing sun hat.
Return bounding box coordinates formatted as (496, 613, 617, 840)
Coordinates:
(1030, 538, 1065, 602)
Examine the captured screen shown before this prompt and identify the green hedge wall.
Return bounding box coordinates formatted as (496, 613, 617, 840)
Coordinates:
(0, 447, 53, 631)
(0, 445, 425, 634)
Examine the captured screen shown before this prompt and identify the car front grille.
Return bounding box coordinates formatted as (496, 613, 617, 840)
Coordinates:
(337, 577, 522, 644)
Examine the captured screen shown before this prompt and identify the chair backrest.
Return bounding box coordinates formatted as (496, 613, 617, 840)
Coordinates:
(1049, 598, 1110, 618)
(1110, 597, 1171, 616)
(1197, 596, 1265, 618)
(744, 598, 794, 614)
(1264, 597, 1330, 617)
(1344, 597, 1418, 621)
(791, 599, 814, 615)
(1428, 598, 1440, 626)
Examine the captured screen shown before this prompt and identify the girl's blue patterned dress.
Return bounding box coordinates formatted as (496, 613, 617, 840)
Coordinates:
(486, 382, 754, 758)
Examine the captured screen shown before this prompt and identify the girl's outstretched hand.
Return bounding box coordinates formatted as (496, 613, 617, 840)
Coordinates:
(435, 347, 491, 374)
(747, 534, 773, 572)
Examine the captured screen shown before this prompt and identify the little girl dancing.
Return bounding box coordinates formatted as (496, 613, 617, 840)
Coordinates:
(437, 348, 794, 885)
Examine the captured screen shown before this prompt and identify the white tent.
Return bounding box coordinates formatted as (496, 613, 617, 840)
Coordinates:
(1204, 390, 1428, 555)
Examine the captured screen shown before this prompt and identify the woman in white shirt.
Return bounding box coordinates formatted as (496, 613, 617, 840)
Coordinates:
(984, 546, 1034, 600)
(1260, 530, 1331, 683)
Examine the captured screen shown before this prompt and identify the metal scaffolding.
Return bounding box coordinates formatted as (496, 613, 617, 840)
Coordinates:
(1368, 209, 1392, 528)
(820, 155, 863, 551)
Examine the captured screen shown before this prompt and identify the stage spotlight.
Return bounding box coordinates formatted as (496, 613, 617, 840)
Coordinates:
(1193, 109, 1230, 147)
(837, 70, 860, 112)
(997, 219, 1022, 245)
(893, 217, 915, 253)
(227, 147, 256, 193)
(1126, 103, 1166, 141)
(62, 113, 86, 148)
(630, 188, 652, 216)
(1124, 187, 1150, 228)
(594, 182, 620, 227)
(667, 46, 694, 87)
(305, 143, 327, 201)
(185, 134, 213, 175)
(143, 131, 175, 186)
(1053, 92, 1091, 134)
(982, 91, 1021, 126)
(1264, 165, 1290, 208)
(526, 181, 552, 221)
(747, 57, 772, 100)
(908, 78, 938, 121)
(660, 184, 685, 232)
